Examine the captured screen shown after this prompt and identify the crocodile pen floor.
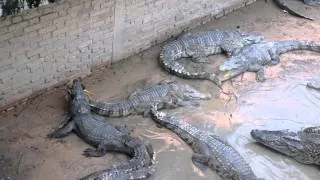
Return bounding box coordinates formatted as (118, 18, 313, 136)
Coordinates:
(0, 1, 320, 180)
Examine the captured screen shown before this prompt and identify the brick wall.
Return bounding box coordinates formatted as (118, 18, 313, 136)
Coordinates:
(0, 0, 256, 110)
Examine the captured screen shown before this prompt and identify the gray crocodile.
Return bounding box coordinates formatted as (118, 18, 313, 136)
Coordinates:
(216, 40, 320, 85)
(48, 79, 155, 180)
(88, 80, 212, 117)
(272, 0, 315, 21)
(150, 105, 262, 180)
(251, 127, 320, 166)
(159, 30, 264, 82)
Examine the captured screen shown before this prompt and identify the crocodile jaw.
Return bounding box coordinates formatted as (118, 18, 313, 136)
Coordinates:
(251, 129, 303, 157)
(177, 84, 212, 100)
(217, 56, 248, 83)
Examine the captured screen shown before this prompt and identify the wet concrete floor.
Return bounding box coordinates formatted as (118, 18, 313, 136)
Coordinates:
(0, 1, 320, 180)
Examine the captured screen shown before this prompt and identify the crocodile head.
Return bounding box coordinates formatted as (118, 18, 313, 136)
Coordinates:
(250, 129, 319, 165)
(240, 33, 264, 45)
(216, 56, 247, 83)
(170, 83, 212, 100)
(69, 78, 91, 115)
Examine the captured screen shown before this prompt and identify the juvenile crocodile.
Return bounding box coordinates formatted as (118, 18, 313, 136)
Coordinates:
(216, 40, 320, 85)
(159, 30, 264, 81)
(273, 0, 314, 20)
(150, 105, 262, 180)
(251, 127, 320, 166)
(89, 80, 212, 117)
(48, 79, 155, 180)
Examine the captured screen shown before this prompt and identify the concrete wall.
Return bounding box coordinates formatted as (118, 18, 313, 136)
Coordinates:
(0, 0, 256, 110)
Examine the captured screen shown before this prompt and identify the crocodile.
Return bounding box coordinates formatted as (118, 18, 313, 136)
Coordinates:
(251, 127, 320, 166)
(215, 40, 320, 85)
(272, 0, 315, 21)
(47, 78, 155, 180)
(150, 105, 262, 180)
(159, 30, 264, 82)
(88, 80, 212, 118)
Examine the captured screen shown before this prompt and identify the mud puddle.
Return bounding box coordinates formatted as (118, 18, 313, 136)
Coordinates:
(0, 1, 320, 180)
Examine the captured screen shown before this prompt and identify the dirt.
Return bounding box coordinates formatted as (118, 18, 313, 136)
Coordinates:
(0, 1, 320, 180)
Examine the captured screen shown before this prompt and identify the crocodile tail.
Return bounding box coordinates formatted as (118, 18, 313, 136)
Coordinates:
(273, 0, 313, 20)
(160, 58, 212, 80)
(275, 40, 320, 54)
(89, 99, 135, 117)
(160, 40, 212, 80)
(81, 136, 156, 180)
(80, 164, 156, 180)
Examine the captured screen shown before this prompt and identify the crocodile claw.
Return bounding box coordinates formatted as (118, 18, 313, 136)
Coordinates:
(83, 148, 104, 157)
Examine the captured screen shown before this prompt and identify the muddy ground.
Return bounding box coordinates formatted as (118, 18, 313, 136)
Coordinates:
(0, 1, 320, 180)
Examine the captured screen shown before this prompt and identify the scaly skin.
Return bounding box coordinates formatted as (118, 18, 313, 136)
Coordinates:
(48, 79, 155, 180)
(273, 0, 314, 20)
(302, 0, 320, 6)
(89, 80, 212, 117)
(150, 106, 261, 180)
(159, 30, 264, 82)
(216, 40, 320, 85)
(299, 126, 320, 144)
(251, 127, 320, 166)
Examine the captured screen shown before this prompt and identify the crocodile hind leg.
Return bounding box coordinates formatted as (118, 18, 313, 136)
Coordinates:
(47, 118, 75, 138)
(115, 124, 134, 135)
(83, 139, 128, 157)
(191, 142, 211, 171)
(192, 153, 210, 171)
(191, 56, 211, 64)
(186, 47, 212, 64)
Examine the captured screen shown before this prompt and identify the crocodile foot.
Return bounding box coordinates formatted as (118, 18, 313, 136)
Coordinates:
(83, 148, 105, 157)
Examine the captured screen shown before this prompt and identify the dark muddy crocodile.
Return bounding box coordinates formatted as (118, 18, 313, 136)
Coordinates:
(272, 0, 317, 21)
(88, 80, 212, 117)
(150, 105, 262, 180)
(159, 30, 264, 82)
(216, 40, 320, 85)
(251, 127, 320, 166)
(48, 79, 155, 180)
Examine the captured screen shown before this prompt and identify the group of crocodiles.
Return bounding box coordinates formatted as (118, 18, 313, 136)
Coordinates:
(43, 14, 320, 180)
(0, 2, 316, 180)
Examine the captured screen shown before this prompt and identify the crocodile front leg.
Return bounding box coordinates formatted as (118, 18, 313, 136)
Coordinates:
(47, 118, 75, 138)
(115, 124, 134, 135)
(268, 49, 280, 65)
(249, 64, 266, 82)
